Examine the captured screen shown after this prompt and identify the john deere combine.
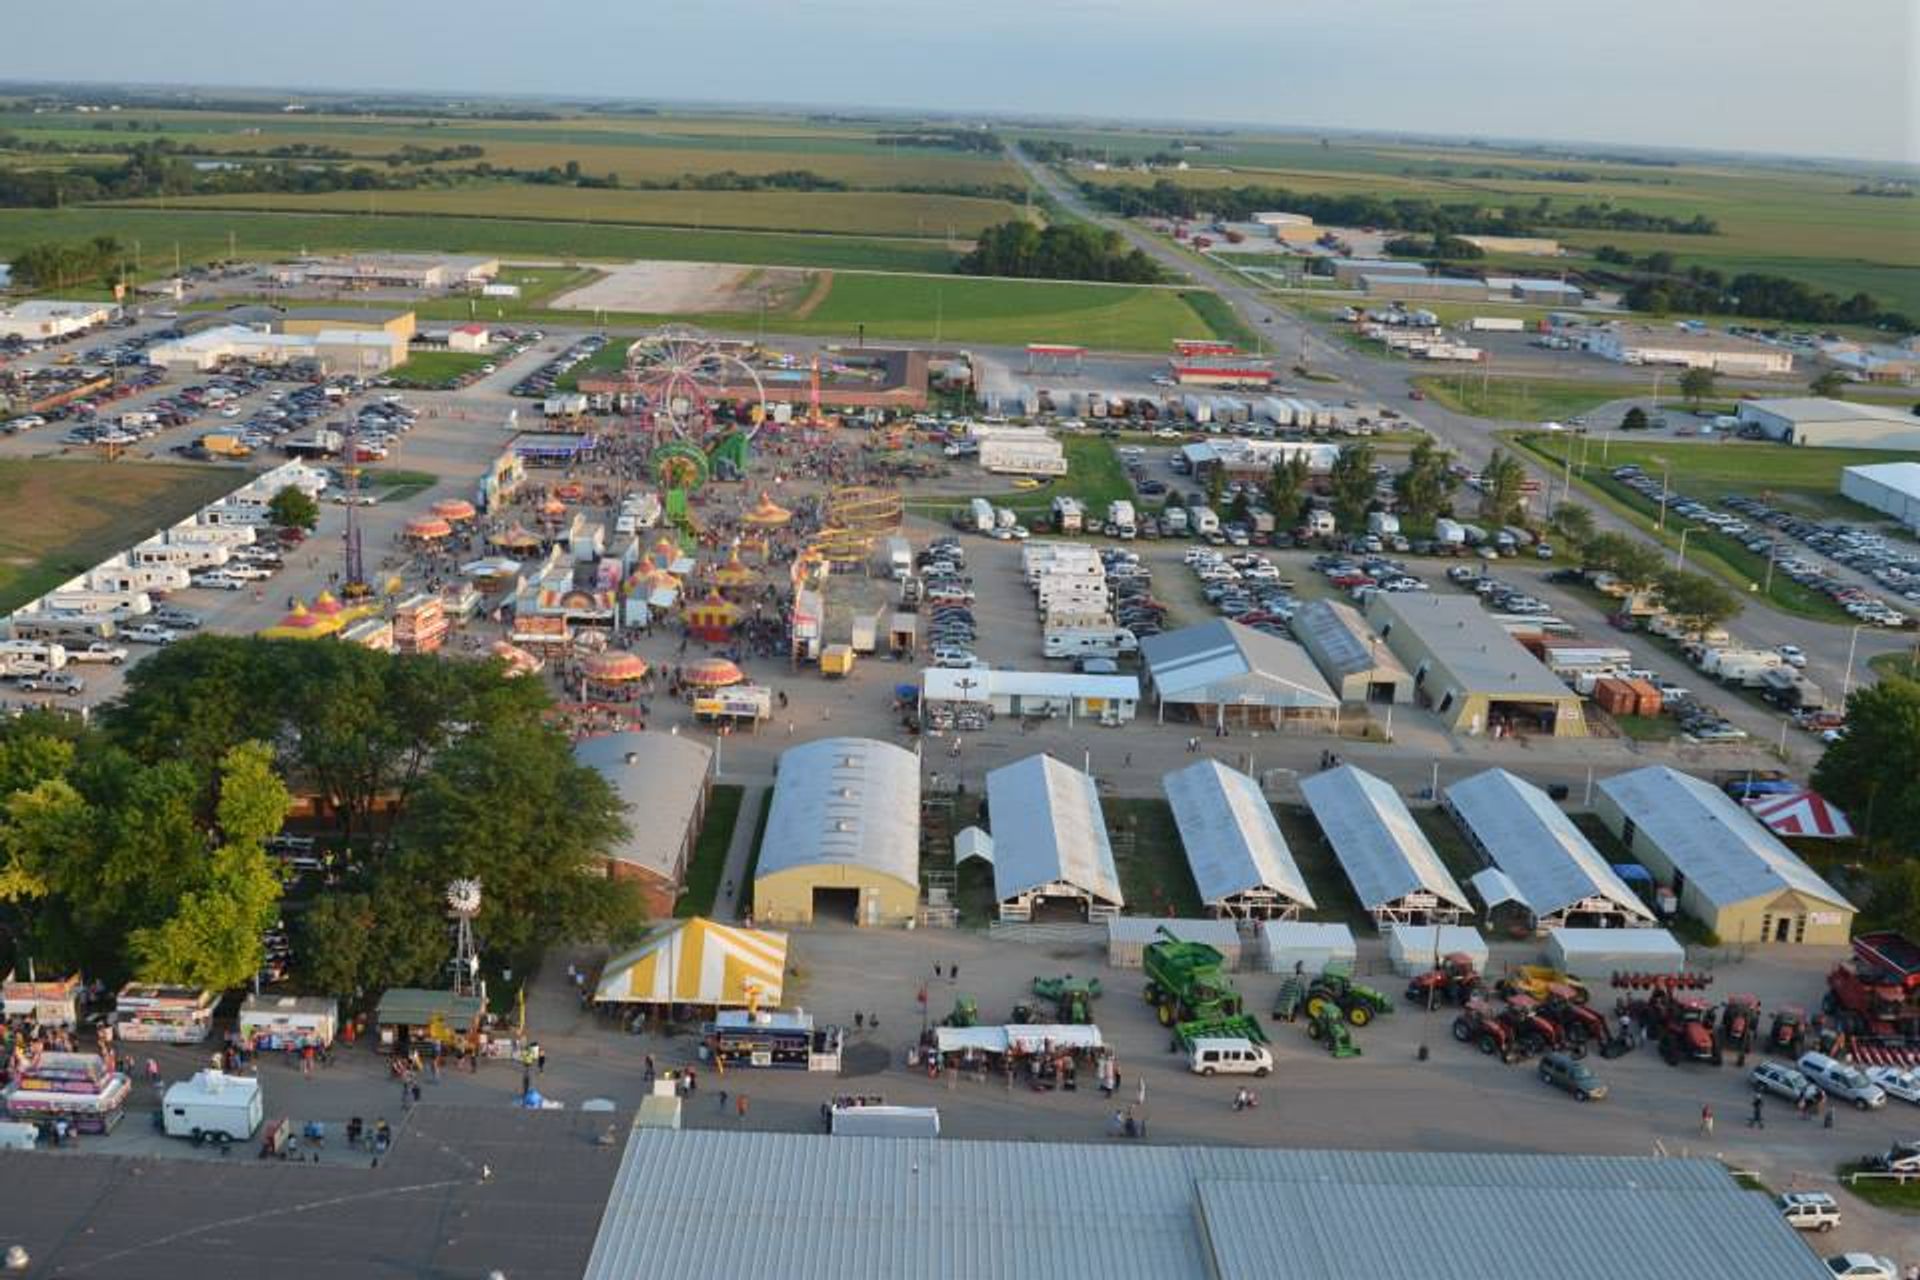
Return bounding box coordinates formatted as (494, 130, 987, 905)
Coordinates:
(1030, 975, 1103, 1025)
(1142, 926, 1265, 1050)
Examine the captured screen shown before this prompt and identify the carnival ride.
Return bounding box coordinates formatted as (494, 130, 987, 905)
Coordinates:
(618, 329, 769, 531)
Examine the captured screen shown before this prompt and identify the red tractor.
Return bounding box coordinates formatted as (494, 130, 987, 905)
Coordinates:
(1825, 931, 1920, 1041)
(1768, 1005, 1807, 1057)
(1406, 953, 1482, 1007)
(1647, 987, 1722, 1067)
(1717, 994, 1762, 1059)
(1498, 994, 1565, 1060)
(1452, 1000, 1517, 1062)
(1542, 986, 1620, 1058)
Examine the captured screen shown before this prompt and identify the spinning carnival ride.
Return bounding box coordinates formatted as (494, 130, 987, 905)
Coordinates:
(619, 330, 769, 529)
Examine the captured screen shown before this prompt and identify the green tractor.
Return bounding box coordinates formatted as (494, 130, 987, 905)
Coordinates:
(1305, 969, 1394, 1028)
(1143, 926, 1265, 1050)
(1305, 1005, 1362, 1058)
(1031, 975, 1103, 1025)
(943, 995, 980, 1028)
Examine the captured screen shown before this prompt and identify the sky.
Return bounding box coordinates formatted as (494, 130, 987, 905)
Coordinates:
(5, 0, 1916, 164)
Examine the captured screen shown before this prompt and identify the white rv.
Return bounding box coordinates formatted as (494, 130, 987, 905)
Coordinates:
(1043, 626, 1138, 659)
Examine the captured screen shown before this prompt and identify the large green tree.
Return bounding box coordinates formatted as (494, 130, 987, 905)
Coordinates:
(1679, 366, 1717, 407)
(1265, 455, 1312, 529)
(1328, 442, 1377, 532)
(1812, 676, 1920, 851)
(266, 485, 319, 531)
(1581, 531, 1667, 593)
(1655, 568, 1743, 639)
(1808, 369, 1848, 399)
(1478, 449, 1527, 525)
(1550, 502, 1597, 550)
(1392, 437, 1457, 528)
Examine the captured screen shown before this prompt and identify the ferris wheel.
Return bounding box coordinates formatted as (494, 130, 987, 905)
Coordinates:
(622, 328, 769, 448)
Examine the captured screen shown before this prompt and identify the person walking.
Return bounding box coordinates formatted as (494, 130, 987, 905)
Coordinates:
(736, 1094, 749, 1120)
(1699, 1103, 1714, 1136)
(1748, 1093, 1764, 1129)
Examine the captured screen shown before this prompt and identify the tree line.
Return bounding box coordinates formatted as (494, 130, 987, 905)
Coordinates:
(7, 236, 127, 289)
(1591, 247, 1913, 331)
(0, 638, 647, 1000)
(956, 221, 1164, 283)
(874, 129, 1003, 153)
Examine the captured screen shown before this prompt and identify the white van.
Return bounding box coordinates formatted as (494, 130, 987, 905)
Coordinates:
(1189, 1038, 1272, 1077)
(1798, 1052, 1887, 1109)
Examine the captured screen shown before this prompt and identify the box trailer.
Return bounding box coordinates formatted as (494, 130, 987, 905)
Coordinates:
(161, 1071, 263, 1144)
(239, 995, 338, 1050)
(1469, 317, 1527, 333)
(884, 537, 913, 581)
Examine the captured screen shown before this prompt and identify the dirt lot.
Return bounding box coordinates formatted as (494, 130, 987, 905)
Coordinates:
(549, 259, 811, 315)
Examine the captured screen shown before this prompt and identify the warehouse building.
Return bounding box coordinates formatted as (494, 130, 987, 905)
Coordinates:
(147, 324, 408, 374)
(1300, 765, 1469, 928)
(753, 737, 920, 927)
(1738, 397, 1920, 451)
(1443, 768, 1654, 933)
(0, 299, 115, 340)
(1330, 257, 1429, 285)
(1489, 276, 1585, 306)
(582, 1131, 1827, 1280)
(1842, 461, 1920, 531)
(575, 732, 714, 919)
(1594, 766, 1854, 946)
(1816, 339, 1920, 385)
(278, 306, 418, 345)
(1169, 359, 1274, 388)
(1180, 438, 1340, 484)
(1291, 598, 1413, 704)
(1139, 619, 1339, 728)
(1366, 593, 1587, 738)
(1586, 325, 1794, 376)
(275, 253, 500, 290)
(1360, 274, 1492, 302)
(1163, 760, 1315, 921)
(985, 753, 1123, 923)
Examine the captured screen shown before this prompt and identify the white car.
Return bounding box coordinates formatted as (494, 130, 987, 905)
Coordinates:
(930, 647, 977, 668)
(1777, 644, 1807, 668)
(221, 563, 273, 581)
(1778, 1191, 1840, 1232)
(1865, 1065, 1920, 1104)
(190, 572, 247, 591)
(1825, 1254, 1895, 1280)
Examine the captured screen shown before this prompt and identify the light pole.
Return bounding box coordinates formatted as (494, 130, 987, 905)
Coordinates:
(1656, 463, 1671, 532)
(1841, 624, 1865, 701)
(1675, 525, 1704, 572)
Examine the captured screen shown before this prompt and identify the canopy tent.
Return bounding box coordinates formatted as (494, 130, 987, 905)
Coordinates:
(431, 497, 478, 522)
(1545, 927, 1686, 976)
(462, 556, 523, 578)
(581, 650, 650, 684)
(711, 552, 760, 593)
(686, 594, 743, 642)
(932, 1025, 1103, 1056)
(489, 640, 543, 678)
(684, 656, 745, 688)
(593, 918, 787, 1009)
(259, 601, 338, 640)
(1743, 789, 1853, 839)
(405, 516, 453, 541)
(743, 491, 793, 527)
(491, 525, 544, 551)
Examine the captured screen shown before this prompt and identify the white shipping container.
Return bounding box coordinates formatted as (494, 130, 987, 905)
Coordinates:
(1469, 317, 1526, 332)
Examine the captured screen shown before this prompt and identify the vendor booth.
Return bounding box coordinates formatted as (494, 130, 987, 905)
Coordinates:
(1258, 922, 1359, 975)
(2, 972, 82, 1027)
(4, 1052, 131, 1134)
(1106, 918, 1243, 971)
(240, 995, 339, 1051)
(1384, 926, 1489, 978)
(374, 988, 486, 1053)
(113, 985, 216, 1043)
(1545, 927, 1686, 977)
(703, 1010, 843, 1072)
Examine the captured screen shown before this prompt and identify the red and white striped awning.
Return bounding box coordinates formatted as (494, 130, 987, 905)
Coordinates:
(1743, 789, 1853, 839)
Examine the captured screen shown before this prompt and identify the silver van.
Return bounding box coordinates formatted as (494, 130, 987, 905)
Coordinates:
(1797, 1052, 1887, 1110)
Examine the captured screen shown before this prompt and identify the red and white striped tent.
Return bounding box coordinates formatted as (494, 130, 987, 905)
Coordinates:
(1743, 789, 1853, 839)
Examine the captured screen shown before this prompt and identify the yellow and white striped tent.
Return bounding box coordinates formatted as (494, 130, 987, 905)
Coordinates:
(593, 917, 787, 1009)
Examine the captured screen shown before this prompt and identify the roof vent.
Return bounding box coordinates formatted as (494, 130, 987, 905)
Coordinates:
(834, 819, 855, 833)
(624, 752, 638, 765)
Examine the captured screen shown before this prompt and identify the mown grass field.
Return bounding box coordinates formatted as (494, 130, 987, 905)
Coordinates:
(0, 460, 248, 612)
(1413, 375, 1652, 421)
(388, 350, 491, 388)
(675, 783, 744, 918)
(119, 186, 1022, 239)
(908, 436, 1133, 519)
(0, 207, 963, 274)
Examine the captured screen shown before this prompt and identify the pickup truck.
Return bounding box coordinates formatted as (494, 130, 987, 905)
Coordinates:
(151, 608, 202, 630)
(20, 672, 85, 695)
(67, 642, 129, 666)
(124, 624, 178, 646)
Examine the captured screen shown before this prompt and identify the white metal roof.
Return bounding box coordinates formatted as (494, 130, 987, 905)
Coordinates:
(583, 1130, 1828, 1280)
(1299, 765, 1468, 913)
(574, 732, 714, 882)
(1105, 916, 1242, 949)
(1368, 593, 1575, 702)
(984, 754, 1122, 907)
(1163, 760, 1314, 908)
(921, 667, 1138, 703)
(757, 737, 919, 889)
(1597, 766, 1852, 912)
(1139, 619, 1337, 709)
(1291, 598, 1410, 682)
(1743, 396, 1917, 425)
(1446, 769, 1652, 922)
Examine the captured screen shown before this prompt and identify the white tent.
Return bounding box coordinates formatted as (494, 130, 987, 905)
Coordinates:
(1106, 917, 1243, 970)
(954, 827, 994, 866)
(1258, 922, 1358, 975)
(1385, 925, 1488, 977)
(1546, 928, 1685, 976)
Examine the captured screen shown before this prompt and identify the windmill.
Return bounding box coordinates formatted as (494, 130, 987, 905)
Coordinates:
(446, 877, 483, 998)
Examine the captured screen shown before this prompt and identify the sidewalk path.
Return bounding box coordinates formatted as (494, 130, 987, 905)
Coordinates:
(711, 783, 767, 921)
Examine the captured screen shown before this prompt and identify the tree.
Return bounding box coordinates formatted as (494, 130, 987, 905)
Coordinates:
(1862, 860, 1920, 936)
(1265, 455, 1311, 529)
(1228, 490, 1252, 525)
(266, 485, 318, 531)
(1678, 366, 1717, 408)
(1581, 531, 1666, 593)
(1205, 467, 1225, 512)
(1478, 449, 1526, 525)
(1620, 406, 1649, 431)
(1549, 502, 1597, 550)
(1812, 676, 1920, 851)
(1392, 438, 1456, 528)
(1655, 568, 1742, 639)
(1328, 442, 1376, 532)
(1809, 369, 1849, 399)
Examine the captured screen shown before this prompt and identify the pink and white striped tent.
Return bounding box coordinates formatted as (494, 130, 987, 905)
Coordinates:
(1743, 789, 1853, 839)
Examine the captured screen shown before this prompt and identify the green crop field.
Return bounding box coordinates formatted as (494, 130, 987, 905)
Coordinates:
(118, 186, 1022, 239)
(0, 207, 963, 274)
(788, 274, 1218, 349)
(0, 460, 249, 612)
(388, 350, 492, 388)
(1413, 375, 1652, 421)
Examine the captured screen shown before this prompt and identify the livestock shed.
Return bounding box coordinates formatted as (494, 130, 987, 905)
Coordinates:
(1842, 461, 1920, 530)
(1106, 917, 1244, 971)
(574, 732, 714, 918)
(1443, 768, 1654, 933)
(1738, 397, 1920, 451)
(1258, 921, 1357, 975)
(1290, 598, 1413, 704)
(1298, 765, 1470, 928)
(1139, 619, 1338, 729)
(1385, 925, 1489, 977)
(1367, 593, 1587, 738)
(1163, 760, 1314, 920)
(753, 737, 920, 927)
(1594, 766, 1854, 947)
(985, 753, 1123, 923)
(1545, 928, 1686, 977)
(581, 1130, 1828, 1280)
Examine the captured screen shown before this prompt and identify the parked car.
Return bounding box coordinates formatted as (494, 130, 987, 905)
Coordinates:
(1824, 1254, 1895, 1280)
(1749, 1061, 1821, 1105)
(124, 624, 178, 645)
(1798, 1052, 1887, 1109)
(1537, 1052, 1607, 1101)
(1778, 1192, 1840, 1233)
(1864, 1065, 1920, 1104)
(66, 642, 129, 665)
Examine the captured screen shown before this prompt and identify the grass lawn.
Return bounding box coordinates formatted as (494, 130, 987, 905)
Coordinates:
(741, 784, 774, 885)
(1104, 798, 1204, 917)
(388, 350, 492, 389)
(0, 460, 247, 613)
(1613, 713, 1683, 742)
(1177, 289, 1260, 351)
(364, 468, 438, 502)
(909, 436, 1130, 520)
(1838, 1163, 1920, 1213)
(557, 341, 634, 392)
(488, 264, 601, 305)
(1272, 805, 1375, 930)
(1413, 375, 1653, 422)
(1869, 651, 1920, 682)
(674, 783, 744, 918)
(791, 274, 1228, 350)
(1412, 810, 1486, 884)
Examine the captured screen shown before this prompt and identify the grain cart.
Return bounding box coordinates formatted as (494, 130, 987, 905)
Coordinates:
(1143, 927, 1264, 1049)
(1030, 976, 1102, 1025)
(1405, 953, 1482, 1007)
(1496, 966, 1591, 1006)
(1305, 1006, 1361, 1058)
(1825, 931, 1920, 1042)
(1305, 970, 1394, 1027)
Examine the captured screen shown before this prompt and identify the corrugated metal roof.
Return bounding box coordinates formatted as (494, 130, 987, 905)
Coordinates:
(1292, 598, 1410, 681)
(582, 1131, 1827, 1280)
(1597, 766, 1851, 912)
(1163, 760, 1314, 908)
(1139, 619, 1337, 709)
(1299, 765, 1468, 913)
(757, 737, 919, 889)
(575, 731, 713, 881)
(1105, 916, 1241, 948)
(985, 753, 1122, 907)
(1368, 593, 1576, 702)
(1446, 768, 1653, 921)
(922, 668, 1138, 702)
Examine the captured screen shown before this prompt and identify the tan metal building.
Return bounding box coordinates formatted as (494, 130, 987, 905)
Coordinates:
(1366, 593, 1586, 738)
(1594, 766, 1853, 946)
(279, 306, 418, 345)
(1291, 599, 1413, 704)
(753, 737, 920, 927)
